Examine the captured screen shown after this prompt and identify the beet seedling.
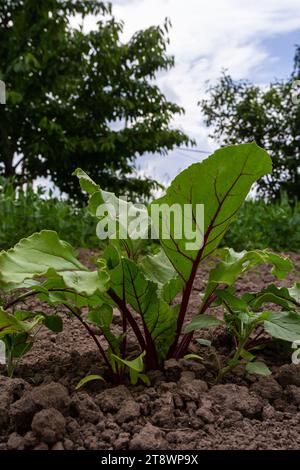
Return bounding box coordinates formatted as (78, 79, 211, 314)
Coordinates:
(217, 289, 300, 380)
(185, 250, 300, 380)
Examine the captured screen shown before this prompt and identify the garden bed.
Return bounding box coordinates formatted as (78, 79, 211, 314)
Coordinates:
(0, 251, 299, 451)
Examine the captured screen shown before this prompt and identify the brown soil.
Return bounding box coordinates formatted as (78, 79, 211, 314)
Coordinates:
(0, 250, 299, 451)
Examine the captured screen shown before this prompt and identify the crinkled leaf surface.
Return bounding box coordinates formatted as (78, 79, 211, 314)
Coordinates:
(139, 249, 183, 302)
(139, 249, 178, 287)
(0, 231, 83, 287)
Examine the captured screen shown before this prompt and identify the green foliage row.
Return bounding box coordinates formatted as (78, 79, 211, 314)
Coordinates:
(224, 194, 300, 252)
(0, 177, 98, 250)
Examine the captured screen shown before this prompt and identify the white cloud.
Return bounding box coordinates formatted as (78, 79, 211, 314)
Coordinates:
(79, 0, 300, 186)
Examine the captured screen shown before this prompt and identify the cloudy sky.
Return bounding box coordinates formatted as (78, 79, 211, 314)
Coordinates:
(80, 0, 300, 187)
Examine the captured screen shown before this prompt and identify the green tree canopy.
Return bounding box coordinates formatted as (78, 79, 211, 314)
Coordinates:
(0, 0, 190, 200)
(201, 47, 300, 200)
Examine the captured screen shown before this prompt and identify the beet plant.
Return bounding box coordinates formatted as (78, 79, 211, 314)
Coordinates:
(0, 143, 299, 384)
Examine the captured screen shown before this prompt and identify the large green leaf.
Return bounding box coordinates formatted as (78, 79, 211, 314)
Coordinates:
(0, 231, 109, 295)
(74, 170, 184, 361)
(151, 143, 272, 282)
(0, 230, 83, 287)
(264, 312, 300, 342)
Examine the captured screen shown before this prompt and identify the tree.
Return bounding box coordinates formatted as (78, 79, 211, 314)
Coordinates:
(200, 49, 300, 200)
(0, 0, 190, 200)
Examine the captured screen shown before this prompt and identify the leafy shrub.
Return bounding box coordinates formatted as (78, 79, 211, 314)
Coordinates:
(0, 143, 299, 384)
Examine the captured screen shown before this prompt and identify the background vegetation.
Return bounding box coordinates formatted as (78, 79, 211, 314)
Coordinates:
(223, 194, 300, 252)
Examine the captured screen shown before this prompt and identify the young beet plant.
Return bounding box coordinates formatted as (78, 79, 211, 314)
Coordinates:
(0, 143, 299, 385)
(185, 249, 300, 380)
